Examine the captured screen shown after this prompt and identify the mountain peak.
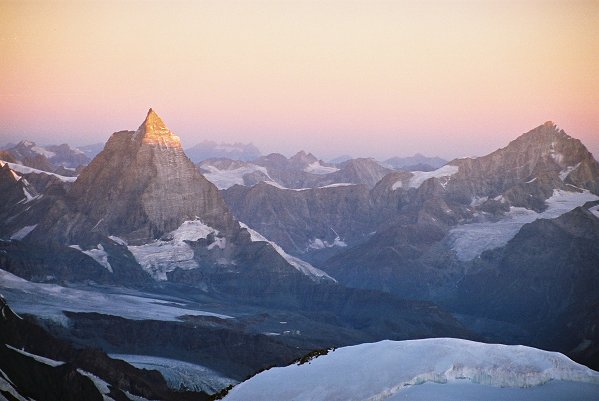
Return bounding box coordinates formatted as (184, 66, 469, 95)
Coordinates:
(135, 108, 181, 148)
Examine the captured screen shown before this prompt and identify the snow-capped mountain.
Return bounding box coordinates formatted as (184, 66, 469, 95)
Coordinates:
(2, 109, 339, 287)
(185, 140, 261, 162)
(224, 338, 599, 401)
(199, 153, 391, 190)
(1, 140, 90, 173)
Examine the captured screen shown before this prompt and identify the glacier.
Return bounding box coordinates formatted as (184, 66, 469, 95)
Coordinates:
(448, 189, 599, 261)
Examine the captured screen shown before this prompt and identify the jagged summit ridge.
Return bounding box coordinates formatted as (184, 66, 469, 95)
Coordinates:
(135, 108, 182, 148)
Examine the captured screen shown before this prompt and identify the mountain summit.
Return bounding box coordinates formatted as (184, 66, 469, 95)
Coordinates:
(136, 108, 182, 148)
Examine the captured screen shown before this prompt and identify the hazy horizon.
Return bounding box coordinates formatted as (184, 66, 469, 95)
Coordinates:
(2, 1, 598, 161)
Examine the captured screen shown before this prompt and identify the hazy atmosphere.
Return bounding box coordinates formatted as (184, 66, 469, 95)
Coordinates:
(1, 0, 598, 160)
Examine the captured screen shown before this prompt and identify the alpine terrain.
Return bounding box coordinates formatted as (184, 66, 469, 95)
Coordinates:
(1, 113, 597, 399)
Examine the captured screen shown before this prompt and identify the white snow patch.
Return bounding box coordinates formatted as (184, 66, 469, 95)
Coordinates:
(317, 183, 355, 189)
(449, 189, 599, 261)
(264, 181, 356, 191)
(0, 268, 232, 322)
(223, 338, 599, 401)
(559, 162, 581, 181)
(31, 145, 55, 158)
(304, 161, 339, 175)
(21, 187, 36, 203)
(6, 344, 65, 367)
(201, 164, 270, 189)
(128, 219, 217, 280)
(470, 196, 488, 207)
(589, 205, 599, 220)
(393, 165, 459, 190)
(307, 236, 347, 250)
(0, 160, 77, 182)
(69, 244, 113, 272)
(10, 225, 37, 240)
(108, 235, 128, 246)
(0, 368, 29, 401)
(122, 391, 155, 401)
(77, 369, 115, 401)
(263, 180, 289, 189)
(239, 222, 336, 282)
(110, 354, 237, 394)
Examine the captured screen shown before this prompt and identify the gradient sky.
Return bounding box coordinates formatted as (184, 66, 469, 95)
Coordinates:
(1, 0, 598, 160)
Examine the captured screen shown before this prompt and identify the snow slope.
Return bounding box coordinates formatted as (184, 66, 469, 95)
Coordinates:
(224, 338, 599, 401)
(0, 160, 77, 182)
(69, 244, 113, 272)
(392, 165, 459, 190)
(304, 161, 339, 175)
(239, 223, 336, 283)
(201, 163, 270, 189)
(448, 189, 599, 261)
(127, 219, 219, 280)
(0, 269, 231, 324)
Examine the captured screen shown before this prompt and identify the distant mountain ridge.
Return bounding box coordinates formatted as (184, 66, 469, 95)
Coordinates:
(185, 140, 261, 162)
(0, 140, 90, 176)
(383, 153, 447, 171)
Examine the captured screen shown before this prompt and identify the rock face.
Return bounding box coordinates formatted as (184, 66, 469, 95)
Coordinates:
(445, 121, 599, 209)
(67, 108, 236, 244)
(0, 296, 210, 401)
(224, 182, 374, 256)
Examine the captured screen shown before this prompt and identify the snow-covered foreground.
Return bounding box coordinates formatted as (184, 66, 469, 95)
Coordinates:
(0, 269, 232, 325)
(223, 338, 599, 401)
(448, 189, 599, 261)
(109, 354, 238, 394)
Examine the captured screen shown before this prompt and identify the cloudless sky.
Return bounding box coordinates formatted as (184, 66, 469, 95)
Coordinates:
(1, 0, 598, 160)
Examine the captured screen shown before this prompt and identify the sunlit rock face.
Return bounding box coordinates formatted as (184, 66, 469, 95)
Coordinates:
(67, 108, 236, 244)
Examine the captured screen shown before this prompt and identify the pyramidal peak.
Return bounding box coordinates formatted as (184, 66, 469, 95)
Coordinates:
(135, 108, 182, 148)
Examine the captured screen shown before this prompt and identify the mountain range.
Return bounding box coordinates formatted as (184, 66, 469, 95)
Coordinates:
(1, 111, 598, 399)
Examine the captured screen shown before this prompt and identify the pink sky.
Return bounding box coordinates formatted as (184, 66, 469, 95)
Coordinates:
(1, 1, 598, 160)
